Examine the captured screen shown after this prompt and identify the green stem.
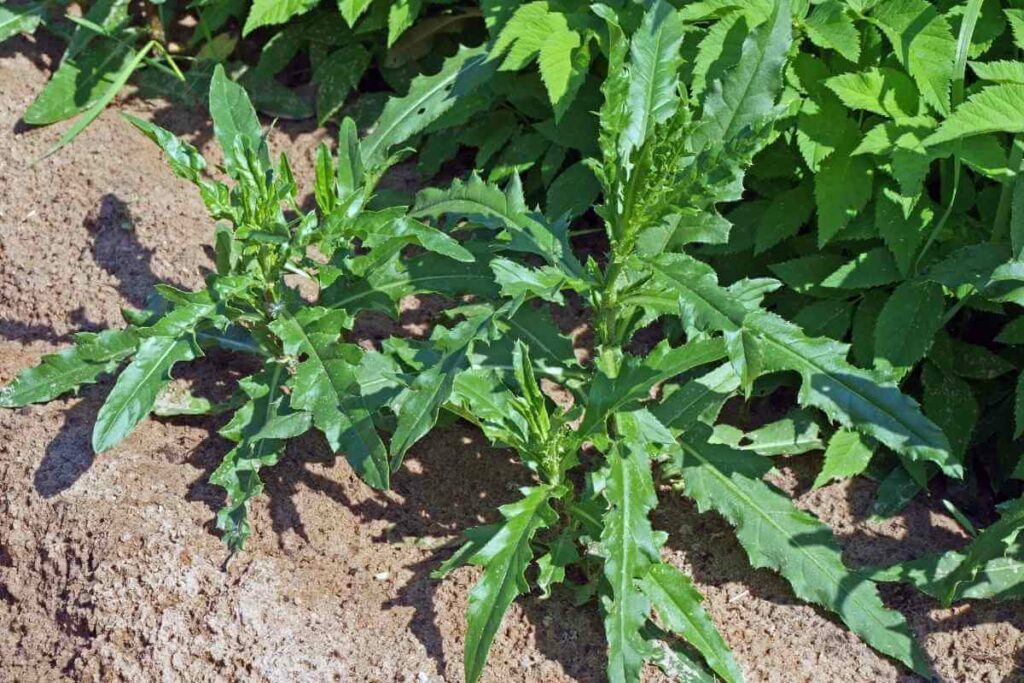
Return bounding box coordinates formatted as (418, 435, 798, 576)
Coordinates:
(993, 136, 1024, 245)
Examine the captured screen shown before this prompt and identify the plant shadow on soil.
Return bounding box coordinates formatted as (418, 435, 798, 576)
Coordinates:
(0, 191, 190, 345)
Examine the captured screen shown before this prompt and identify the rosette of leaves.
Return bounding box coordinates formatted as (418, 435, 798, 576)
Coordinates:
(384, 1, 957, 679)
(0, 56, 495, 550)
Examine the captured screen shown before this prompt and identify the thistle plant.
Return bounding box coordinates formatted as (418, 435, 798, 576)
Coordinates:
(4, 1, 1002, 681)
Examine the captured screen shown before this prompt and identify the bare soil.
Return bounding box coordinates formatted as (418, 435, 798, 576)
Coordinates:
(0, 35, 1021, 683)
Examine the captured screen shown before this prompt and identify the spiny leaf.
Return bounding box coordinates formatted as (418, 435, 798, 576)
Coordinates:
(92, 301, 214, 452)
(930, 496, 1024, 605)
(123, 114, 207, 183)
(390, 309, 507, 464)
(872, 540, 1024, 603)
(0, 330, 137, 407)
(676, 425, 930, 676)
(269, 307, 389, 489)
(361, 45, 487, 170)
(653, 364, 740, 433)
(620, 0, 685, 162)
(639, 563, 743, 683)
(814, 429, 875, 489)
(463, 485, 557, 683)
(92, 334, 198, 453)
(212, 364, 305, 550)
(579, 338, 727, 438)
(693, 0, 791, 151)
(413, 173, 582, 277)
(749, 309, 957, 476)
(600, 412, 662, 683)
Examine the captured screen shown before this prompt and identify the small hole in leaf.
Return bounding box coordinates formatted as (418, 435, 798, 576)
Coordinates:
(416, 107, 426, 115)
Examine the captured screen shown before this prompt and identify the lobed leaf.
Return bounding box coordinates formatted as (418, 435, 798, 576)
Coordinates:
(676, 425, 930, 676)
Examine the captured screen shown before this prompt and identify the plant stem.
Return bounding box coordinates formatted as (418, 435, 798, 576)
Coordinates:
(993, 136, 1023, 245)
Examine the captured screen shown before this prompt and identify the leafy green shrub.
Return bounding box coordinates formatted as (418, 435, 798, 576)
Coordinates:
(0, 2, 968, 681)
(7, 0, 1024, 680)
(699, 0, 1024, 610)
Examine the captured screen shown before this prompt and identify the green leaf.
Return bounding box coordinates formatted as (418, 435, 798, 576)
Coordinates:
(873, 540, 1024, 603)
(653, 364, 741, 433)
(209, 64, 269, 174)
(694, 0, 791, 151)
(547, 161, 601, 220)
(1016, 372, 1024, 440)
(387, 0, 423, 46)
(869, 0, 956, 114)
(619, 0, 685, 161)
(92, 334, 198, 453)
(873, 280, 945, 369)
(639, 563, 743, 683)
(0, 330, 137, 407)
(922, 362, 977, 460)
(243, 0, 318, 35)
(361, 45, 487, 170)
(648, 254, 952, 473)
(269, 308, 389, 488)
(824, 67, 921, 119)
(464, 485, 556, 683)
(821, 248, 902, 289)
(931, 496, 1024, 605)
(815, 141, 874, 245)
(970, 60, 1024, 85)
(677, 425, 930, 676)
(490, 1, 586, 115)
(647, 253, 748, 334)
(713, 410, 823, 457)
(24, 39, 134, 125)
(926, 83, 1024, 145)
(315, 45, 371, 125)
(238, 69, 315, 121)
(813, 429, 875, 489)
(754, 182, 815, 254)
(39, 41, 159, 160)
(338, 0, 374, 26)
(876, 191, 933, 275)
(748, 310, 957, 476)
(0, 2, 44, 43)
(413, 173, 582, 278)
(600, 412, 661, 683)
(580, 339, 727, 438)
(212, 364, 297, 550)
(536, 529, 579, 598)
(871, 464, 925, 519)
(91, 301, 213, 452)
(390, 310, 504, 463)
(124, 114, 207, 182)
(804, 0, 860, 63)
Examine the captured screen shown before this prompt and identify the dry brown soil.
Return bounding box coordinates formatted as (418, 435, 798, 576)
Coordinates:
(0, 35, 1021, 683)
